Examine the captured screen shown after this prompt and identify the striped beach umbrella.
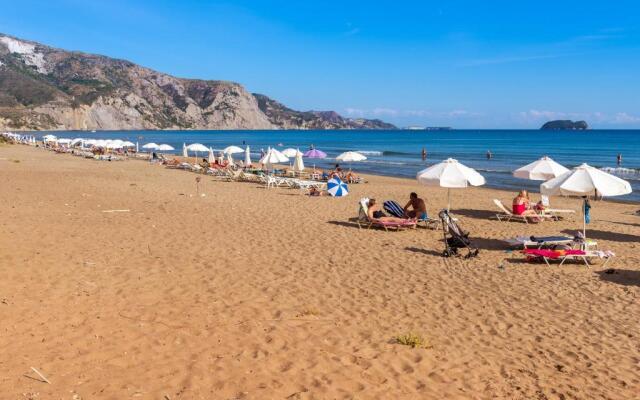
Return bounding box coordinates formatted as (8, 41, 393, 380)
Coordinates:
(327, 178, 349, 197)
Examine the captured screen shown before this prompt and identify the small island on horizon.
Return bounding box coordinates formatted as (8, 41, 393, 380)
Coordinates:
(540, 120, 589, 130)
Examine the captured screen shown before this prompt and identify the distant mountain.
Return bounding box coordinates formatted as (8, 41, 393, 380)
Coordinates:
(253, 94, 395, 130)
(540, 120, 588, 130)
(0, 34, 395, 131)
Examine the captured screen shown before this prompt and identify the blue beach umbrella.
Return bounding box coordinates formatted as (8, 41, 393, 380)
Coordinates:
(327, 178, 349, 197)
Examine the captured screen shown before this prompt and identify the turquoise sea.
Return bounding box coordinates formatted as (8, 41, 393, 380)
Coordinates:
(36, 130, 640, 202)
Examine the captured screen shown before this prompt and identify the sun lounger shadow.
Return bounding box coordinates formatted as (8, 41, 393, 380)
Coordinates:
(561, 229, 640, 243)
(596, 269, 640, 287)
(328, 220, 361, 229)
(453, 208, 498, 220)
(472, 237, 508, 250)
(404, 246, 442, 257)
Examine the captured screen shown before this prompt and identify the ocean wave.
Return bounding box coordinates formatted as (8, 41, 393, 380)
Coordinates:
(356, 150, 384, 156)
(600, 167, 640, 180)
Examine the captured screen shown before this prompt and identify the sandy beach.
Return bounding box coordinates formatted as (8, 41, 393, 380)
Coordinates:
(1, 143, 639, 399)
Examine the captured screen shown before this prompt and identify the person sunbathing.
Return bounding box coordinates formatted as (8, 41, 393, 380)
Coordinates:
(308, 187, 324, 196)
(368, 199, 411, 223)
(345, 171, 360, 183)
(513, 190, 543, 220)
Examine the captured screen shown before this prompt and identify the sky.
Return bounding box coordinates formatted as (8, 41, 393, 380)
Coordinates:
(1, 0, 639, 128)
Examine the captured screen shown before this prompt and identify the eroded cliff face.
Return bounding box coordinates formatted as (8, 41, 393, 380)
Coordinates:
(0, 34, 273, 130)
(0, 34, 394, 131)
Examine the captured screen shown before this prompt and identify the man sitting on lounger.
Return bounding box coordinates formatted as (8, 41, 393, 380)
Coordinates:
(368, 199, 409, 223)
(403, 192, 427, 219)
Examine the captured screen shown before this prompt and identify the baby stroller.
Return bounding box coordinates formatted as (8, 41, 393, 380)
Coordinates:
(438, 209, 479, 258)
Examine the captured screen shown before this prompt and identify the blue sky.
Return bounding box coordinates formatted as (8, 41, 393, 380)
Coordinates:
(2, 0, 639, 128)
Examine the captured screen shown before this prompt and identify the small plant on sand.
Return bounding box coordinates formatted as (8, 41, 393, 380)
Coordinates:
(394, 333, 432, 349)
(296, 308, 320, 318)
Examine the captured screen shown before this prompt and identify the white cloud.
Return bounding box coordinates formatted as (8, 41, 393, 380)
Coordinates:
(460, 54, 564, 67)
(612, 112, 640, 124)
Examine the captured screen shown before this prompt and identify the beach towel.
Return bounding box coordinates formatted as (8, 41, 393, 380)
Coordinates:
(383, 200, 405, 218)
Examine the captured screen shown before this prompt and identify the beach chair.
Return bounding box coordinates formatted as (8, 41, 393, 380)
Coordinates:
(493, 199, 550, 224)
(522, 248, 614, 267)
(539, 195, 576, 219)
(383, 200, 440, 230)
(504, 235, 575, 249)
(357, 198, 416, 231)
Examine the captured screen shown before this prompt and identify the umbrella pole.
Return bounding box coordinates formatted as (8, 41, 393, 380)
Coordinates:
(583, 197, 587, 239)
(447, 188, 451, 212)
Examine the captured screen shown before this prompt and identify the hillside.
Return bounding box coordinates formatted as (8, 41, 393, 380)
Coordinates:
(0, 34, 395, 131)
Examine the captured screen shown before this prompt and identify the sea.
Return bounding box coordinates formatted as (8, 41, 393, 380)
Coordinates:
(34, 129, 640, 202)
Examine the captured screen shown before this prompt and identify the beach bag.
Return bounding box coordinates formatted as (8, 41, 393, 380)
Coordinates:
(383, 200, 405, 218)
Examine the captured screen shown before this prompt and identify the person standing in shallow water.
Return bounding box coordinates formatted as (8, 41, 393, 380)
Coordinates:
(421, 148, 427, 160)
(617, 153, 622, 166)
(486, 150, 493, 160)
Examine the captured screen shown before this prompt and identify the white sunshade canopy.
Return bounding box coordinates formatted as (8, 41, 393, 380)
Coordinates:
(259, 148, 289, 165)
(244, 146, 252, 166)
(336, 151, 367, 162)
(541, 163, 632, 197)
(293, 149, 305, 172)
(43, 134, 57, 142)
(70, 138, 84, 146)
(186, 143, 210, 152)
(122, 141, 136, 147)
(416, 158, 486, 188)
(513, 156, 570, 181)
(281, 148, 298, 157)
(157, 144, 175, 151)
(57, 138, 72, 144)
(142, 142, 159, 150)
(223, 145, 244, 154)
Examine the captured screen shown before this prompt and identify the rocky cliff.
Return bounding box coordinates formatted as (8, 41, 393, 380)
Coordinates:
(0, 34, 395, 131)
(540, 120, 588, 130)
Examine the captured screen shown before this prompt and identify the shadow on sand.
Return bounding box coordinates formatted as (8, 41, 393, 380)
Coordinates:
(561, 229, 640, 243)
(405, 246, 443, 257)
(596, 269, 640, 287)
(451, 208, 497, 220)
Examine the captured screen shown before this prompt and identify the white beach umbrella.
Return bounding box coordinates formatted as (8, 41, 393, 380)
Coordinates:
(513, 156, 569, 181)
(122, 141, 136, 148)
(208, 147, 215, 163)
(416, 158, 486, 211)
(541, 163, 632, 238)
(57, 138, 72, 145)
(244, 146, 252, 166)
(43, 134, 57, 142)
(70, 138, 84, 146)
(182, 143, 188, 158)
(223, 145, 244, 154)
(292, 149, 305, 173)
(336, 151, 367, 163)
(260, 148, 289, 170)
(142, 142, 159, 150)
(106, 140, 123, 149)
(282, 148, 298, 157)
(186, 143, 209, 161)
(157, 144, 175, 151)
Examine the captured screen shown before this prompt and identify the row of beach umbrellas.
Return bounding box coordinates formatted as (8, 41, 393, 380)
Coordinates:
(416, 156, 632, 238)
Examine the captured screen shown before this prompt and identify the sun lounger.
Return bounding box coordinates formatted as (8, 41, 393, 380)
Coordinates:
(505, 235, 575, 249)
(383, 200, 439, 230)
(505, 235, 598, 250)
(522, 248, 614, 267)
(357, 198, 416, 231)
(494, 199, 552, 223)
